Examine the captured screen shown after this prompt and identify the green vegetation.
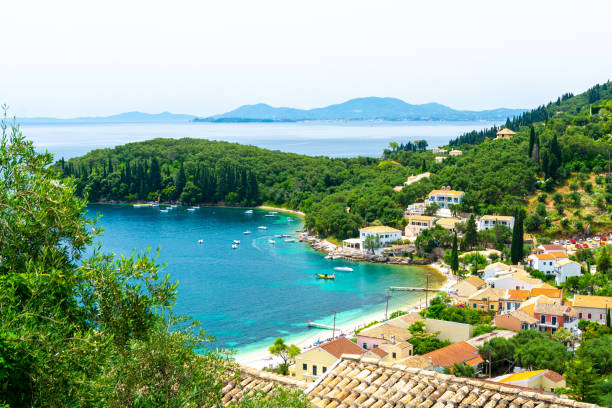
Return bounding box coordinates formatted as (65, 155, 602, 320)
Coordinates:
(0, 114, 303, 406)
(268, 337, 301, 375)
(422, 294, 492, 325)
(406, 321, 452, 354)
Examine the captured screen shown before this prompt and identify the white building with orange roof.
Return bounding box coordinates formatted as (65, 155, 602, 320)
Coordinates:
(427, 187, 464, 209)
(488, 271, 543, 291)
(527, 251, 568, 274)
(533, 244, 567, 255)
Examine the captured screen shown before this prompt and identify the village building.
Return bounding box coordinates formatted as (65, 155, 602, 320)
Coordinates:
(528, 252, 568, 274)
(405, 214, 436, 235)
(500, 289, 531, 312)
(386, 312, 424, 329)
(435, 156, 447, 163)
(450, 275, 486, 304)
(495, 128, 516, 140)
(487, 271, 542, 291)
(358, 226, 402, 254)
(477, 215, 515, 231)
(572, 294, 612, 325)
(376, 341, 414, 363)
(494, 309, 539, 332)
(433, 147, 447, 154)
(534, 244, 567, 254)
(532, 302, 578, 333)
(449, 149, 463, 156)
(356, 322, 412, 351)
(467, 287, 506, 312)
(293, 337, 362, 382)
(494, 369, 566, 392)
(427, 187, 464, 209)
(422, 341, 483, 372)
(482, 262, 515, 279)
(553, 259, 582, 285)
(465, 330, 516, 348)
(434, 216, 461, 232)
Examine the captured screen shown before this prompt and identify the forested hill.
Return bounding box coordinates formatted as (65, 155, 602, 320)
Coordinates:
(59, 81, 612, 240)
(450, 81, 612, 146)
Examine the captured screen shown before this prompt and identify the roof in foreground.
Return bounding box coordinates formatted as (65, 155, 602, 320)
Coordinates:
(222, 366, 307, 405)
(360, 225, 402, 233)
(306, 355, 593, 408)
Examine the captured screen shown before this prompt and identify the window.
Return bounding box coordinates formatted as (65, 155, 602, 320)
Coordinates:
(322, 367, 327, 373)
(579, 312, 582, 319)
(373, 344, 378, 348)
(490, 304, 495, 310)
(507, 303, 511, 310)
(392, 352, 397, 359)
(551, 316, 557, 325)
(312, 365, 317, 376)
(541, 315, 546, 324)
(515, 303, 520, 309)
(588, 313, 592, 319)
(473, 303, 477, 308)
(302, 363, 307, 371)
(362, 343, 367, 349)
(521, 323, 527, 330)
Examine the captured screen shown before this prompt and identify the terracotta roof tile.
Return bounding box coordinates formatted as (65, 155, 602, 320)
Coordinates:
(318, 337, 364, 359)
(422, 341, 480, 368)
(222, 366, 307, 405)
(530, 288, 562, 298)
(543, 370, 565, 383)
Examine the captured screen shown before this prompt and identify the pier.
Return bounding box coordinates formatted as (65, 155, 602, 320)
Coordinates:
(307, 320, 334, 330)
(388, 286, 441, 292)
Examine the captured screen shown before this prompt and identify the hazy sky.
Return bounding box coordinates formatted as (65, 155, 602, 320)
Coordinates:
(2, 0, 611, 117)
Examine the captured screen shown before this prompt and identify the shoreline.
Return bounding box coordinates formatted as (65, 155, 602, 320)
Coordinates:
(256, 205, 306, 218)
(236, 261, 455, 370)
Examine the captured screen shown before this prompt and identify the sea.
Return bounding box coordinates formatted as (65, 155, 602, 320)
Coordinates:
(88, 204, 445, 354)
(21, 120, 498, 160)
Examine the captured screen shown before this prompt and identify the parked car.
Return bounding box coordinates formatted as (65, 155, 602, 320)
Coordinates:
(565, 240, 571, 244)
(575, 244, 582, 250)
(594, 236, 600, 242)
(583, 244, 589, 248)
(587, 237, 593, 242)
(602, 236, 608, 242)
(579, 238, 584, 243)
(570, 239, 576, 244)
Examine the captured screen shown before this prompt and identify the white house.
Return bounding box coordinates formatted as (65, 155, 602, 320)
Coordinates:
(478, 215, 515, 231)
(528, 252, 568, 274)
(483, 262, 513, 280)
(449, 149, 463, 156)
(488, 272, 542, 291)
(572, 295, 612, 325)
(534, 244, 567, 255)
(553, 259, 582, 285)
(427, 187, 464, 209)
(359, 226, 402, 254)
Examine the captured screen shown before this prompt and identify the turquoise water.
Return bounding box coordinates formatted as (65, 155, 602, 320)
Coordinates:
(87, 204, 443, 352)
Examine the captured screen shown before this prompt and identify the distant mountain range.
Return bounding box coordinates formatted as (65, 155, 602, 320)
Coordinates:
(17, 111, 196, 125)
(16, 98, 527, 125)
(196, 97, 528, 122)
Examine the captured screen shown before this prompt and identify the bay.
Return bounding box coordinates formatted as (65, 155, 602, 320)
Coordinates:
(24, 120, 498, 160)
(88, 204, 445, 353)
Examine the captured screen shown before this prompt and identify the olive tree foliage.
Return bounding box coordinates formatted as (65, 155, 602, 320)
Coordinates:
(0, 113, 299, 407)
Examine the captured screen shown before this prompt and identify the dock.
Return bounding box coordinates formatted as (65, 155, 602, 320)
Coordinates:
(308, 320, 334, 330)
(388, 286, 441, 292)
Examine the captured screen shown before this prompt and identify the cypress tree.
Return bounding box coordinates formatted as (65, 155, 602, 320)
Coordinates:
(464, 214, 477, 250)
(150, 157, 161, 193)
(450, 232, 459, 274)
(510, 209, 524, 264)
(528, 126, 535, 159)
(175, 162, 186, 197)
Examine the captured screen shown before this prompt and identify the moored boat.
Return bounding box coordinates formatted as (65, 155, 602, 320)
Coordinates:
(232, 243, 238, 249)
(245, 209, 253, 214)
(268, 239, 275, 244)
(233, 240, 240, 244)
(258, 226, 268, 230)
(334, 266, 353, 272)
(243, 230, 252, 235)
(316, 273, 335, 280)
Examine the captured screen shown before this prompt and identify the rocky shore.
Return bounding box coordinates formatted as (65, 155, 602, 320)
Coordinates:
(303, 235, 431, 265)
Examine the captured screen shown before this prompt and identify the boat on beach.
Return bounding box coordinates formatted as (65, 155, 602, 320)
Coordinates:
(316, 273, 335, 280)
(334, 266, 353, 272)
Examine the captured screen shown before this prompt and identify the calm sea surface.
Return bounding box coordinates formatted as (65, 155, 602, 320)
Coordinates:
(24, 121, 498, 160)
(88, 204, 444, 353)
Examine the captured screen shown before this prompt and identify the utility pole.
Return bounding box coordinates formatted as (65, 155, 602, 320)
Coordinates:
(425, 273, 430, 309)
(385, 290, 391, 320)
(489, 350, 492, 378)
(331, 310, 337, 340)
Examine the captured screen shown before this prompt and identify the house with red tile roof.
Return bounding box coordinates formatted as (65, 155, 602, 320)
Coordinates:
(493, 369, 566, 392)
(294, 337, 363, 382)
(422, 341, 483, 372)
(527, 252, 568, 274)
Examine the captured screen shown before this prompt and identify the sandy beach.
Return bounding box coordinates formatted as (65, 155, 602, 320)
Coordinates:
(256, 205, 306, 218)
(236, 261, 456, 370)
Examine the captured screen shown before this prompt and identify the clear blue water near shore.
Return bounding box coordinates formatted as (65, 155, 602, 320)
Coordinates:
(25, 120, 499, 160)
(87, 204, 444, 354)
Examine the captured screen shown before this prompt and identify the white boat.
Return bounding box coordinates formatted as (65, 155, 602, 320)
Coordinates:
(264, 214, 276, 217)
(233, 240, 241, 244)
(258, 226, 268, 230)
(187, 208, 196, 212)
(198, 239, 203, 244)
(133, 203, 151, 208)
(334, 266, 354, 272)
(284, 238, 296, 242)
(243, 230, 252, 235)
(245, 209, 254, 214)
(274, 234, 282, 238)
(287, 218, 294, 222)
(232, 243, 238, 249)
(268, 239, 276, 244)
(281, 234, 291, 238)
(160, 209, 169, 213)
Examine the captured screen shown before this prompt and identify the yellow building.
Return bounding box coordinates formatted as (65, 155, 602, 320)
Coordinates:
(405, 214, 436, 235)
(495, 369, 565, 392)
(427, 188, 464, 209)
(451, 275, 486, 304)
(495, 128, 516, 140)
(294, 337, 362, 382)
(468, 287, 506, 312)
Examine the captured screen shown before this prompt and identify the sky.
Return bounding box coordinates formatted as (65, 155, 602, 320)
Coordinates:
(2, 0, 612, 118)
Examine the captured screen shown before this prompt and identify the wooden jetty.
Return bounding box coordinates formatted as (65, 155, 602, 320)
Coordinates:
(388, 286, 441, 292)
(307, 320, 334, 330)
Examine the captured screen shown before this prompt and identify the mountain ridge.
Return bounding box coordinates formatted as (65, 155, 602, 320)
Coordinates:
(197, 96, 527, 122)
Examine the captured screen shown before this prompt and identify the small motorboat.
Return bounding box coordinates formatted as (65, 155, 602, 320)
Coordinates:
(232, 243, 238, 249)
(334, 266, 354, 272)
(258, 226, 268, 230)
(187, 208, 196, 212)
(160, 209, 169, 213)
(274, 234, 282, 238)
(198, 239, 203, 244)
(281, 234, 291, 238)
(316, 273, 335, 280)
(264, 214, 276, 217)
(287, 218, 294, 222)
(284, 238, 296, 243)
(233, 240, 241, 244)
(243, 230, 252, 235)
(244, 209, 254, 214)
(268, 239, 276, 244)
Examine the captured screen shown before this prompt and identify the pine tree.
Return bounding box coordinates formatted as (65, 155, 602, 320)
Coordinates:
(510, 209, 524, 264)
(150, 157, 161, 193)
(450, 232, 459, 274)
(175, 162, 186, 197)
(464, 214, 477, 250)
